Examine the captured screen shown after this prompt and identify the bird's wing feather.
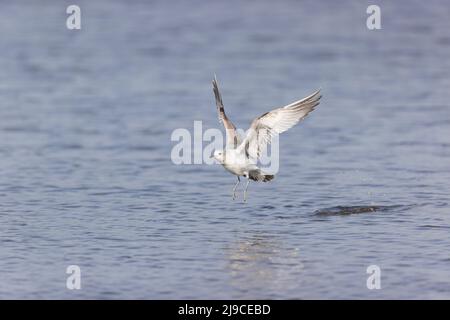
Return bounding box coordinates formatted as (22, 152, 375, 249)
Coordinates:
(237, 89, 321, 160)
(212, 76, 242, 149)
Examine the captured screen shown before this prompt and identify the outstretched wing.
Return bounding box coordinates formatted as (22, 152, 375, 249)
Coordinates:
(237, 89, 321, 160)
(212, 75, 242, 149)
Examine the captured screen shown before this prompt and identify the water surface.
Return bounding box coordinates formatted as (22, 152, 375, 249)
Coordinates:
(0, 0, 449, 299)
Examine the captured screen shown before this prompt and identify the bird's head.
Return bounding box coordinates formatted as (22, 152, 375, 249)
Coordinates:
(212, 149, 225, 164)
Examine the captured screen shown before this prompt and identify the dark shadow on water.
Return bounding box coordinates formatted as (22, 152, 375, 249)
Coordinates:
(312, 205, 411, 217)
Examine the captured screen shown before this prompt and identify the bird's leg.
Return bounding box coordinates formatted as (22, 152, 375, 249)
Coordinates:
(232, 176, 240, 200)
(243, 178, 250, 203)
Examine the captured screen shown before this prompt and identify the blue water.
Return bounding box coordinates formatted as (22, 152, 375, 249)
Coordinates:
(1, 0, 449, 299)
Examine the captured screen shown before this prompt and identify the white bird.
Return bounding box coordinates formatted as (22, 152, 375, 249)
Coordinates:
(211, 75, 321, 202)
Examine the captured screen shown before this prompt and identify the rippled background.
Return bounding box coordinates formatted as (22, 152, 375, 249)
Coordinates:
(1, 0, 449, 299)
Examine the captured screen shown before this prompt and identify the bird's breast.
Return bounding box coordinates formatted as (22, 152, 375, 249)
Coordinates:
(222, 150, 255, 176)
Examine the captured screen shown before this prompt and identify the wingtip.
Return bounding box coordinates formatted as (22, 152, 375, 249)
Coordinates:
(313, 88, 322, 100)
(317, 88, 322, 99)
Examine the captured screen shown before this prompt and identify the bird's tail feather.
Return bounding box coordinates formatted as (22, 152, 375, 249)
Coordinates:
(248, 169, 275, 182)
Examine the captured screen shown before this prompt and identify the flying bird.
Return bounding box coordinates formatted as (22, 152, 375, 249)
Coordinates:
(211, 75, 321, 202)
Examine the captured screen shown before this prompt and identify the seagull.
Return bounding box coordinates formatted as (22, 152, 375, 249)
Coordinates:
(211, 75, 321, 202)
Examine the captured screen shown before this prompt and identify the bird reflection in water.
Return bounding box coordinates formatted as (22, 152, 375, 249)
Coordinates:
(226, 234, 305, 297)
